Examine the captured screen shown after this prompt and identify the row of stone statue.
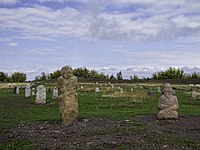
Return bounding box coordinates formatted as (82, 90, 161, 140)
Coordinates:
(16, 66, 179, 124)
(56, 66, 179, 124)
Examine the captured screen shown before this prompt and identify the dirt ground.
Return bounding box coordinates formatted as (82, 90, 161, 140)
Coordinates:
(1, 115, 200, 149)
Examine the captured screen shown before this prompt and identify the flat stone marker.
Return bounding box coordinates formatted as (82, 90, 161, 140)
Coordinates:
(35, 85, 46, 104)
(32, 88, 36, 96)
(16, 86, 20, 94)
(131, 88, 133, 92)
(95, 87, 100, 92)
(52, 86, 58, 99)
(120, 88, 123, 94)
(157, 87, 161, 92)
(191, 91, 197, 98)
(25, 83, 31, 97)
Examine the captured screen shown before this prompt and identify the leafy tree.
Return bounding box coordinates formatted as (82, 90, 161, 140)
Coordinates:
(74, 67, 90, 78)
(35, 72, 49, 81)
(152, 67, 186, 80)
(152, 73, 158, 80)
(110, 74, 116, 80)
(89, 70, 97, 78)
(116, 71, 123, 80)
(73, 67, 108, 79)
(49, 70, 61, 79)
(191, 72, 200, 79)
(130, 74, 139, 81)
(0, 71, 9, 82)
(11, 72, 26, 82)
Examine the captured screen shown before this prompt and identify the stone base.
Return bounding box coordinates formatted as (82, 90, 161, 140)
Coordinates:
(157, 110, 178, 120)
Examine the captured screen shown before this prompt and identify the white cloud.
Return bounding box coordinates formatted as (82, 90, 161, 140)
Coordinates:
(8, 42, 18, 47)
(24, 48, 57, 56)
(0, 0, 19, 5)
(0, 50, 16, 55)
(36, 0, 64, 3)
(0, 0, 199, 42)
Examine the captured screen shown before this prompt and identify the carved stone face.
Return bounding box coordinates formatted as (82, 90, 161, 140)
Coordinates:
(163, 83, 173, 95)
(61, 66, 73, 79)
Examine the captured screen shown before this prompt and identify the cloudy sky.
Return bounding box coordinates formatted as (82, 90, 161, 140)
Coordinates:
(0, 0, 200, 80)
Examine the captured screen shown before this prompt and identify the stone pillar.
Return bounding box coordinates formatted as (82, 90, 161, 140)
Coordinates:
(57, 66, 78, 124)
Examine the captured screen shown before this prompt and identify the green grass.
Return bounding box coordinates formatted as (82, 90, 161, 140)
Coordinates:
(0, 88, 60, 132)
(0, 84, 200, 149)
(79, 89, 167, 119)
(0, 86, 199, 131)
(0, 140, 34, 150)
(176, 90, 200, 116)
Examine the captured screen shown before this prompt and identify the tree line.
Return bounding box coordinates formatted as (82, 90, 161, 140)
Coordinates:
(0, 72, 26, 82)
(35, 67, 200, 81)
(152, 67, 200, 80)
(35, 68, 124, 81)
(1, 67, 200, 83)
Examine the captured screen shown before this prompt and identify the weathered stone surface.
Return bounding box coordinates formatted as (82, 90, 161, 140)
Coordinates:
(52, 86, 58, 99)
(35, 85, 46, 104)
(25, 83, 31, 97)
(130, 88, 133, 92)
(191, 91, 197, 98)
(157, 83, 179, 119)
(32, 88, 36, 96)
(157, 87, 161, 92)
(57, 66, 78, 124)
(95, 87, 100, 92)
(16, 86, 20, 94)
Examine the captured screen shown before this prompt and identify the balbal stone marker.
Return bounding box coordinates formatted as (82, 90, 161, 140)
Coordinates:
(16, 86, 20, 94)
(191, 91, 197, 98)
(95, 87, 100, 92)
(57, 66, 78, 124)
(35, 85, 46, 104)
(157, 83, 179, 119)
(25, 83, 31, 97)
(52, 86, 58, 99)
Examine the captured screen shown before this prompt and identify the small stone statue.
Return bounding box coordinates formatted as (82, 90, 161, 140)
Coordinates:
(157, 83, 179, 119)
(25, 83, 31, 97)
(52, 86, 58, 99)
(35, 85, 46, 104)
(57, 66, 78, 124)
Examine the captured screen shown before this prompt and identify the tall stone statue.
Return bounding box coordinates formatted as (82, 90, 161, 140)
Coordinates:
(57, 66, 78, 124)
(157, 83, 179, 119)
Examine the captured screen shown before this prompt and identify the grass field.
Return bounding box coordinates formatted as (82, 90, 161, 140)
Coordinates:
(0, 82, 200, 149)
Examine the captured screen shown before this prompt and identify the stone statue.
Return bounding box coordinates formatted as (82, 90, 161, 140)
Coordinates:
(57, 66, 78, 124)
(157, 83, 179, 119)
